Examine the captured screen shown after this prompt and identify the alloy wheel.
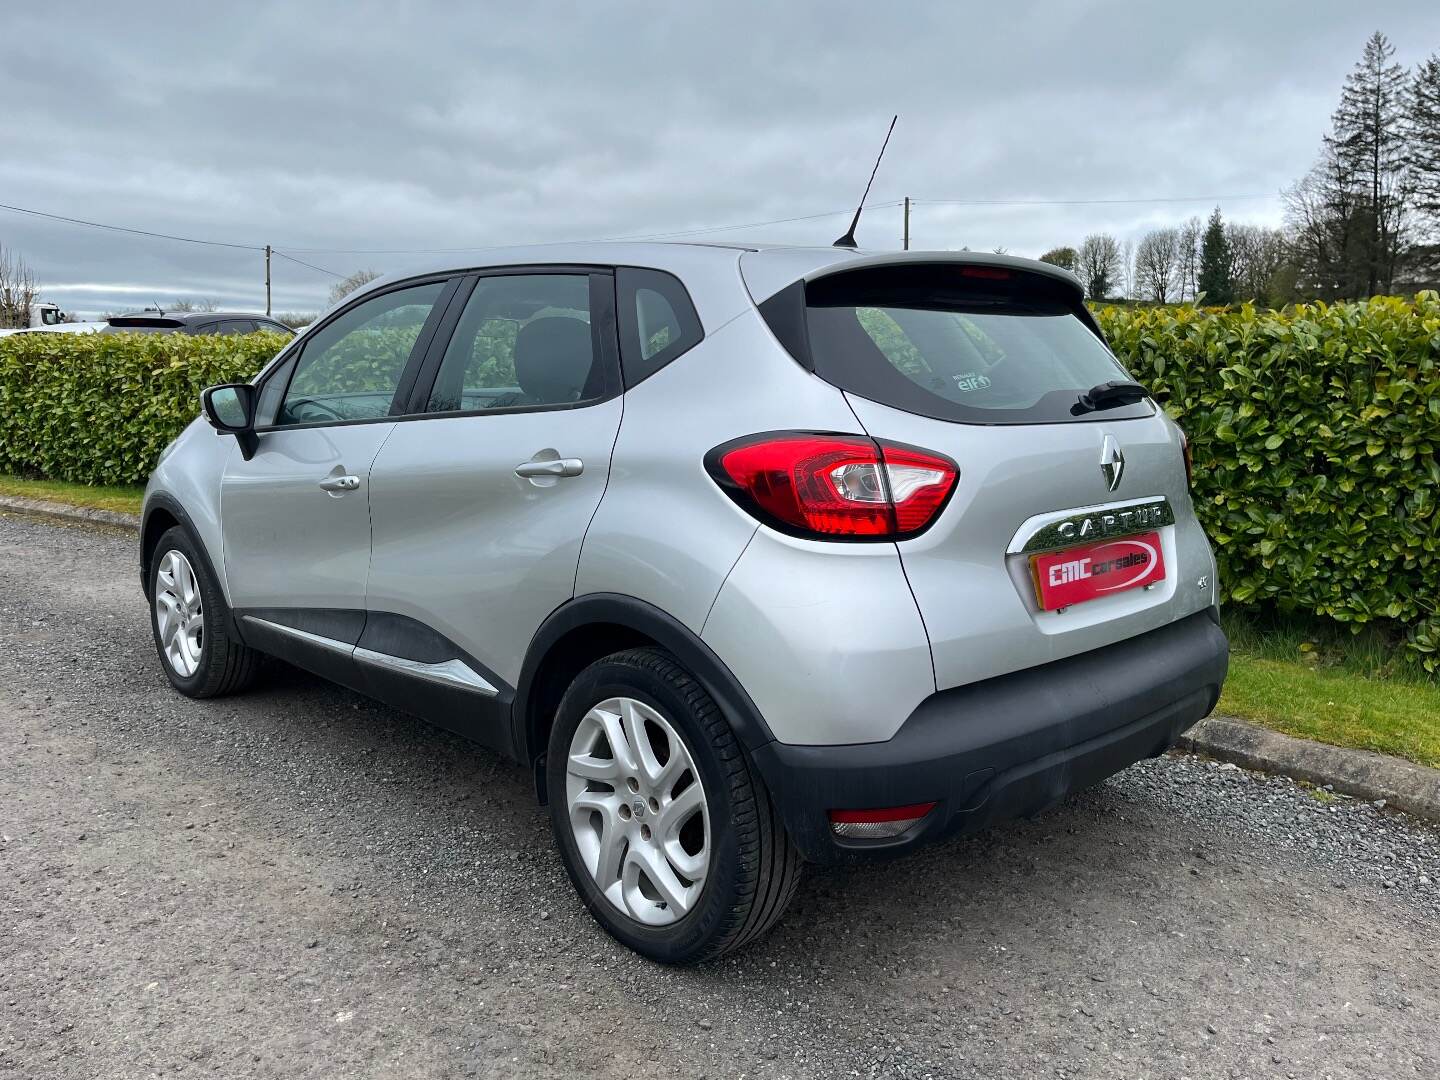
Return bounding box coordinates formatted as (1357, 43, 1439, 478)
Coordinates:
(155, 549, 204, 677)
(565, 696, 710, 926)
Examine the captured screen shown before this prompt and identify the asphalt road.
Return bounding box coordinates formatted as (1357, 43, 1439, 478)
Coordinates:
(1, 511, 1437, 1080)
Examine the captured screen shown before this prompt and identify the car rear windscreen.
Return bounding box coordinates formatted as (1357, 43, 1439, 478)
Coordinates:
(775, 264, 1152, 425)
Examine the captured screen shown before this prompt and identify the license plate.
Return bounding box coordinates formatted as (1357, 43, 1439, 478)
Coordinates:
(1030, 531, 1165, 611)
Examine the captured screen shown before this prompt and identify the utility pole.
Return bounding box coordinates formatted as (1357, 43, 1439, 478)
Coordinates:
(264, 244, 272, 316)
(903, 197, 910, 250)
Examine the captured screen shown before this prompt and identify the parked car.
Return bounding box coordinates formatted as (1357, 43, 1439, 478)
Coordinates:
(140, 243, 1228, 963)
(102, 311, 295, 336)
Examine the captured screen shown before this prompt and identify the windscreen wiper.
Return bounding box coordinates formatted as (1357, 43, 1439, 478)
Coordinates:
(1072, 379, 1149, 415)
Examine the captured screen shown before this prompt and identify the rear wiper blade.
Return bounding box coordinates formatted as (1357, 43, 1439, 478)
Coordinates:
(1072, 379, 1149, 415)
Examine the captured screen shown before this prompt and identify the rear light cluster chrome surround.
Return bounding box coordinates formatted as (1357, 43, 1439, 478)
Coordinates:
(828, 802, 938, 839)
(705, 432, 958, 541)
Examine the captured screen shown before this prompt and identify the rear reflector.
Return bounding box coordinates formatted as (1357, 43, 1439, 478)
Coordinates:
(707, 433, 957, 539)
(828, 801, 937, 839)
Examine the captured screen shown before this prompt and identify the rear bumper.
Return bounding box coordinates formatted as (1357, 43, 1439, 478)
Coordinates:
(750, 608, 1228, 864)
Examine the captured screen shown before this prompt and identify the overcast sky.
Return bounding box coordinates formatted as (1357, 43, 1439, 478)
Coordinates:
(4, 1, 1438, 317)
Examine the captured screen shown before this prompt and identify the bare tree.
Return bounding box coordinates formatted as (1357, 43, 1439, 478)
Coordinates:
(1076, 234, 1122, 300)
(1133, 229, 1181, 303)
(168, 297, 220, 313)
(1176, 217, 1203, 300)
(1285, 143, 1366, 298)
(328, 269, 380, 306)
(0, 243, 40, 329)
(1227, 224, 1292, 303)
(1117, 238, 1135, 299)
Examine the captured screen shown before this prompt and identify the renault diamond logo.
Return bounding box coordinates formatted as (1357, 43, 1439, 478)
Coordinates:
(1099, 435, 1125, 492)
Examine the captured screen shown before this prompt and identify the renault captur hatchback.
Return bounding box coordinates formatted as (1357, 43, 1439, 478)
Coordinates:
(142, 243, 1228, 963)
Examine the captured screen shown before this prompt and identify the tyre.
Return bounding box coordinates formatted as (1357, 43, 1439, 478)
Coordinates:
(148, 526, 261, 699)
(547, 647, 801, 964)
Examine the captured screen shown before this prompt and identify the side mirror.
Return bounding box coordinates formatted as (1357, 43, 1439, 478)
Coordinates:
(201, 383, 259, 459)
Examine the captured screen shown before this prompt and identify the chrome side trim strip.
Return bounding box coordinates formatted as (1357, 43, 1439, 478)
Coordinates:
(242, 616, 355, 655)
(1009, 496, 1175, 555)
(241, 615, 498, 698)
(353, 647, 498, 698)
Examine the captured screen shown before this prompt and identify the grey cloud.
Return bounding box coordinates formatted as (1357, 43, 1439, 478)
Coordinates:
(3, 0, 1437, 316)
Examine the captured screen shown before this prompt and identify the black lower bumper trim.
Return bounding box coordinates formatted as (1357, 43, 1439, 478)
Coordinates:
(750, 609, 1228, 864)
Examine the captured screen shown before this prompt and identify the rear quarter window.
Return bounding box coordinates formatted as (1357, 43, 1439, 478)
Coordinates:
(616, 267, 703, 387)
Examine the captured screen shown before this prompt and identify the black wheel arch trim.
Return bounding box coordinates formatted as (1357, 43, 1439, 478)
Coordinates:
(514, 592, 777, 766)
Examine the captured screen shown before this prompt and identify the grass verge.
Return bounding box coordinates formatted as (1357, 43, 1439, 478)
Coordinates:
(1219, 610, 1440, 770)
(0, 473, 144, 516)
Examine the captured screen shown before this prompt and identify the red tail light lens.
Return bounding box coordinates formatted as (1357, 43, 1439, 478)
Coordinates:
(707, 433, 957, 539)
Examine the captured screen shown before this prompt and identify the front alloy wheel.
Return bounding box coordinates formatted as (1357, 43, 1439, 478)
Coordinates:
(155, 549, 204, 677)
(147, 525, 261, 699)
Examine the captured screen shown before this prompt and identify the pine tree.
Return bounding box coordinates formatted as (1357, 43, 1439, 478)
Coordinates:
(1197, 208, 1233, 304)
(1326, 31, 1411, 294)
(1409, 53, 1440, 239)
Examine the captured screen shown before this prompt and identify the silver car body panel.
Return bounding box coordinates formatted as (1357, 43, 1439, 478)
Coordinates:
(365, 398, 624, 688)
(220, 423, 397, 611)
(144, 417, 236, 591)
(575, 309, 864, 635)
(843, 394, 1216, 693)
(700, 527, 935, 745)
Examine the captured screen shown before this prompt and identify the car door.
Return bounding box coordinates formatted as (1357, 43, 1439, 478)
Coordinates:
(363, 270, 623, 734)
(221, 278, 456, 664)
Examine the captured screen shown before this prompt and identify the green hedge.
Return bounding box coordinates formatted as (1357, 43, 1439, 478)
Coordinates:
(0, 331, 282, 486)
(3, 295, 1439, 666)
(1096, 293, 1440, 667)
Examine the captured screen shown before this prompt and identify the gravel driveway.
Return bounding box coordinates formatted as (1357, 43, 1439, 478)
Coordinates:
(1, 512, 1436, 1079)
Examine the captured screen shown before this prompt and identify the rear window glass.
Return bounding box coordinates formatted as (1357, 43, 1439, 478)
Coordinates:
(797, 265, 1150, 425)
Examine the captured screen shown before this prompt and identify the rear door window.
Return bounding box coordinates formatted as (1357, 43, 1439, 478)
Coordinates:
(423, 273, 613, 413)
(794, 265, 1149, 425)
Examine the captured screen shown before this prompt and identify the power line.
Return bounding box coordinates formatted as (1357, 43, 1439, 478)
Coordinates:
(278, 202, 908, 253)
(271, 249, 343, 278)
(912, 193, 1277, 207)
(590, 202, 906, 244)
(0, 201, 264, 250)
(1, 190, 1283, 264)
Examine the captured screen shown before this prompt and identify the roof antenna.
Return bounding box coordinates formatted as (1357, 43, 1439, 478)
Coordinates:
(833, 114, 897, 249)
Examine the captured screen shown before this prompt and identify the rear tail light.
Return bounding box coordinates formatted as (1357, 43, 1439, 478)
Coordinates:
(706, 433, 957, 539)
(828, 802, 937, 839)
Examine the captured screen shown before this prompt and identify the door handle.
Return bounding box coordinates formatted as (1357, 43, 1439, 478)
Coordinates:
(514, 458, 583, 479)
(318, 474, 361, 492)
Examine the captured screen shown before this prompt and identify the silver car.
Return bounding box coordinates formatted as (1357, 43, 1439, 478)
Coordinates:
(142, 243, 1228, 963)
